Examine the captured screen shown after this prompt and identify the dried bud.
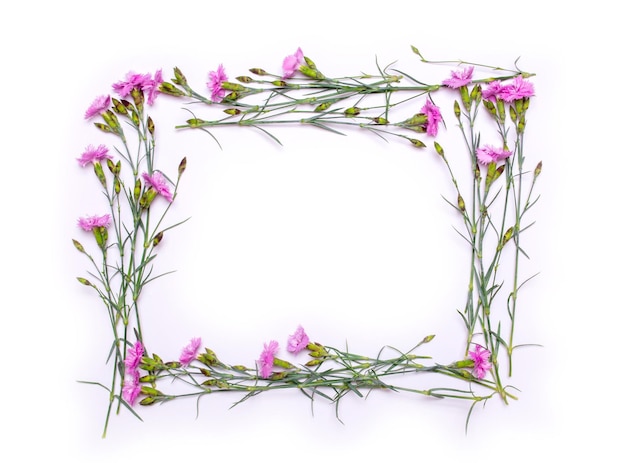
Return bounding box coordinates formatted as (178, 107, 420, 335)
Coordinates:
(534, 161, 542, 177)
(498, 226, 514, 250)
(147, 116, 154, 136)
(178, 157, 187, 176)
(152, 231, 163, 247)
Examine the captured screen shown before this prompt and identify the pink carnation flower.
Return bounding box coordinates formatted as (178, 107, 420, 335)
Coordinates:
(420, 100, 442, 136)
(84, 95, 111, 119)
(258, 340, 279, 379)
(112, 71, 152, 97)
(144, 69, 163, 105)
(122, 369, 141, 406)
(501, 76, 535, 102)
(124, 341, 145, 370)
(482, 81, 505, 102)
(442, 66, 474, 88)
(282, 47, 304, 79)
(476, 145, 512, 165)
(179, 337, 202, 366)
(77, 214, 111, 231)
(142, 171, 173, 202)
(207, 64, 228, 103)
(77, 144, 112, 167)
(287, 326, 309, 354)
(468, 344, 492, 379)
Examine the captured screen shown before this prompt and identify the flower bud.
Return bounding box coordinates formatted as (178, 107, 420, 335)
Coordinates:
(299, 65, 325, 80)
(159, 82, 186, 97)
(139, 397, 157, 405)
(498, 226, 514, 251)
(111, 98, 128, 116)
(131, 87, 144, 110)
(139, 188, 158, 209)
(152, 231, 163, 247)
(173, 67, 188, 86)
(460, 86, 471, 111)
(457, 194, 466, 212)
(314, 102, 333, 112)
(101, 110, 121, 133)
(453, 100, 461, 119)
(73, 239, 86, 253)
(236, 75, 253, 83)
(344, 107, 361, 117)
(76, 277, 92, 286)
(221, 81, 247, 92)
(534, 161, 542, 177)
(249, 68, 267, 76)
(134, 178, 141, 201)
(370, 117, 388, 125)
(433, 141, 445, 157)
(147, 116, 155, 136)
(470, 84, 482, 103)
(223, 108, 241, 116)
(273, 358, 296, 369)
(178, 157, 187, 177)
(114, 176, 121, 195)
(93, 162, 107, 188)
(409, 138, 426, 148)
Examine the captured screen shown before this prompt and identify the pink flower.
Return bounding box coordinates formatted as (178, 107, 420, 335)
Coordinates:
(124, 341, 145, 370)
(122, 369, 141, 406)
(420, 100, 442, 136)
(287, 326, 309, 354)
(442, 66, 474, 88)
(482, 81, 505, 102)
(468, 344, 492, 379)
(207, 64, 228, 103)
(112, 71, 152, 97)
(282, 47, 304, 79)
(77, 144, 112, 167)
(84, 95, 111, 119)
(179, 337, 202, 366)
(476, 145, 512, 165)
(142, 171, 173, 202)
(258, 340, 279, 379)
(500, 76, 535, 102)
(144, 69, 163, 105)
(77, 214, 111, 231)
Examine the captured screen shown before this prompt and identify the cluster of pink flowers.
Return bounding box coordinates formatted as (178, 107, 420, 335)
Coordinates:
(468, 344, 492, 379)
(77, 214, 111, 232)
(476, 145, 512, 165)
(122, 341, 144, 406)
(141, 171, 173, 202)
(443, 66, 534, 102)
(483, 76, 535, 102)
(258, 326, 310, 379)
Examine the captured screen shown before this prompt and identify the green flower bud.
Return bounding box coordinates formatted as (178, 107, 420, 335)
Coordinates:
(73, 239, 86, 253)
(409, 138, 426, 148)
(534, 161, 542, 177)
(93, 162, 107, 189)
(434, 141, 445, 157)
(134, 178, 141, 201)
(111, 98, 128, 116)
(457, 194, 466, 212)
(173, 67, 188, 86)
(249, 68, 267, 76)
(76, 277, 92, 286)
(152, 231, 163, 247)
(159, 81, 186, 97)
(344, 107, 361, 117)
(139, 188, 158, 209)
(147, 116, 154, 136)
(453, 100, 461, 119)
(224, 108, 241, 116)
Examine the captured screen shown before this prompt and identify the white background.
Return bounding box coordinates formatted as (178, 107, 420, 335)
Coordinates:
(1, 1, 623, 461)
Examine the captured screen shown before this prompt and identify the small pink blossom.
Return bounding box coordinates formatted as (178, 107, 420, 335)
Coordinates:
(287, 326, 310, 354)
(476, 145, 512, 165)
(179, 337, 202, 366)
(77, 144, 112, 167)
(77, 214, 111, 231)
(207, 64, 228, 103)
(84, 95, 111, 119)
(144, 69, 163, 105)
(468, 344, 492, 379)
(442, 66, 474, 88)
(122, 370, 141, 405)
(282, 47, 304, 79)
(124, 341, 145, 371)
(142, 171, 173, 202)
(482, 81, 505, 102)
(500, 76, 535, 102)
(420, 100, 442, 136)
(258, 340, 279, 379)
(112, 71, 152, 97)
